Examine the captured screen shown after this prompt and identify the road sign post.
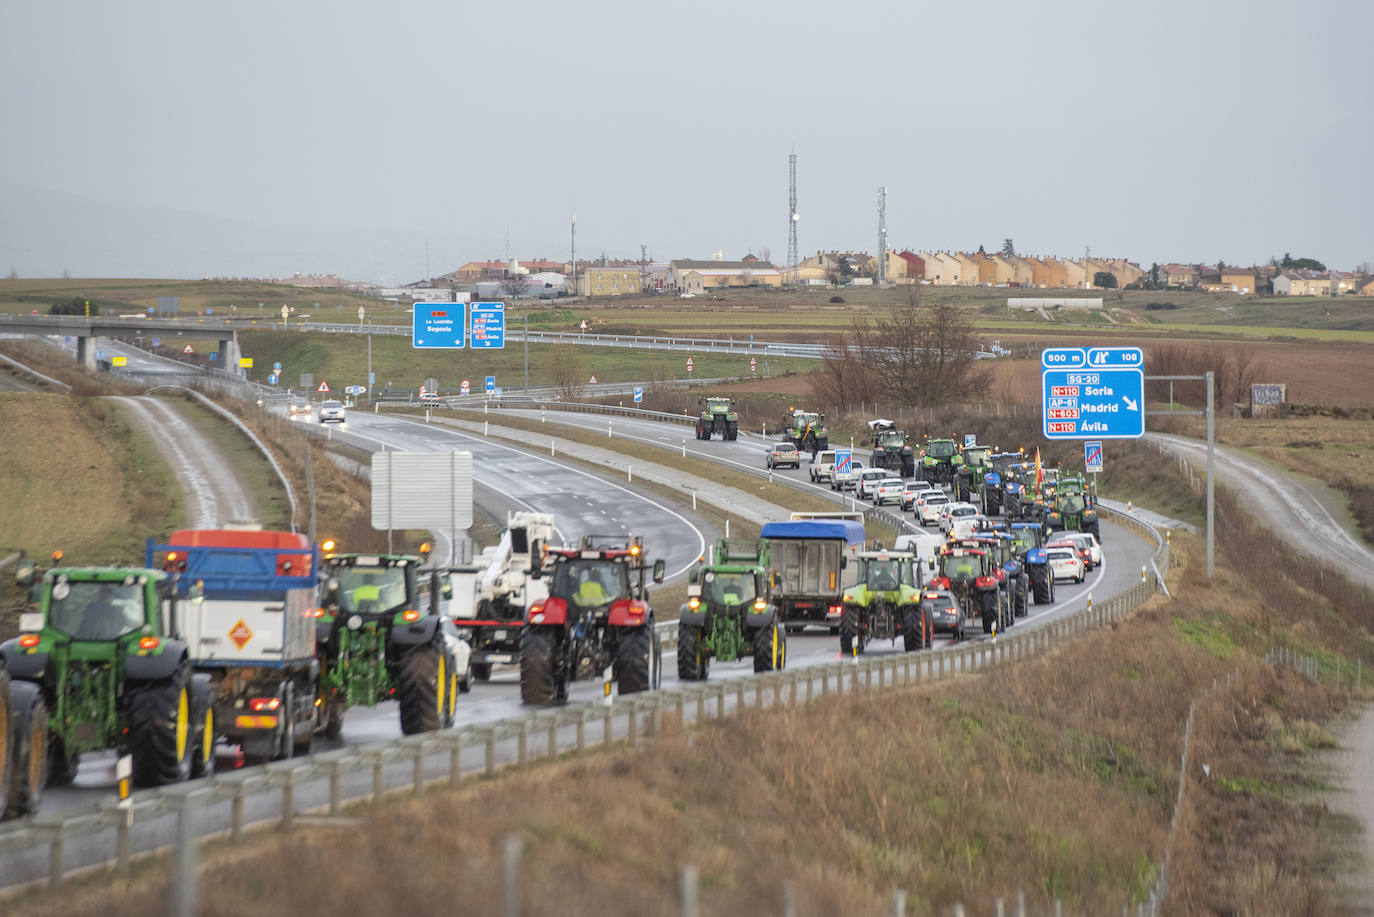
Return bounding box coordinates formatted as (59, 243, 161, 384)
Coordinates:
(633, 386, 643, 403)
(484, 376, 495, 395)
(686, 357, 694, 374)
(1041, 347, 1144, 440)
(470, 302, 506, 349)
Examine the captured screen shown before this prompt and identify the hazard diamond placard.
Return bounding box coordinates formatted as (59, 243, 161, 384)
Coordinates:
(317, 380, 330, 393)
(228, 619, 254, 650)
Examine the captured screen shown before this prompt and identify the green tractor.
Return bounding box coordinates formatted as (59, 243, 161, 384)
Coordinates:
(1045, 473, 1101, 539)
(868, 420, 916, 477)
(954, 443, 995, 507)
(316, 543, 461, 737)
(695, 396, 739, 441)
(838, 550, 930, 656)
(918, 437, 964, 485)
(0, 555, 216, 816)
(780, 408, 829, 455)
(677, 540, 787, 679)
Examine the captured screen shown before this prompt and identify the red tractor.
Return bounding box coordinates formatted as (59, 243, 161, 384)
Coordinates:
(929, 545, 1011, 635)
(519, 534, 665, 706)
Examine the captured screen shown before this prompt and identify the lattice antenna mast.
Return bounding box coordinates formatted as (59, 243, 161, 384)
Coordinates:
(787, 151, 799, 286)
(876, 186, 888, 285)
(570, 213, 577, 291)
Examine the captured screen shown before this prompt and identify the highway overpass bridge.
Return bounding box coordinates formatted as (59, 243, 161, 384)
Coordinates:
(0, 313, 244, 370)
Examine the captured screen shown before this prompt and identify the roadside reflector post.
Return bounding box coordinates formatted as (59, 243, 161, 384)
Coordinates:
(550, 439, 555, 456)
(484, 421, 489, 437)
(500, 834, 523, 917)
(115, 752, 134, 874)
(608, 421, 613, 438)
(1141, 565, 1147, 582)
(426, 409, 431, 423)
(682, 439, 686, 458)
(603, 665, 614, 706)
(628, 465, 632, 483)
(725, 519, 730, 538)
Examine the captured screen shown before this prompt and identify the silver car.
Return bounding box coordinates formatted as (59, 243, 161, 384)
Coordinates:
(319, 400, 346, 423)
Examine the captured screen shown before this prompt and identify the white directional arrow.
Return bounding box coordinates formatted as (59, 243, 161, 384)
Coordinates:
(1123, 395, 1139, 411)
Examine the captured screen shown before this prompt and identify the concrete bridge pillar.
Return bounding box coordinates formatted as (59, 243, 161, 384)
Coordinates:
(75, 335, 97, 370)
(217, 334, 241, 373)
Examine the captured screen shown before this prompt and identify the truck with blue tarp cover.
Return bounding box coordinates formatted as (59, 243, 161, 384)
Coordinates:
(147, 528, 321, 765)
(760, 519, 865, 632)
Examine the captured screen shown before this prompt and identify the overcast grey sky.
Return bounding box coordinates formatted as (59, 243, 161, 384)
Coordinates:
(3, 0, 1370, 283)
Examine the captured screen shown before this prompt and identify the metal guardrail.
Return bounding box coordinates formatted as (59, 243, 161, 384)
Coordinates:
(0, 507, 1170, 895)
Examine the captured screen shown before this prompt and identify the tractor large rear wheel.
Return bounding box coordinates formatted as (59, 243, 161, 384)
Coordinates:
(397, 641, 445, 734)
(677, 625, 709, 681)
(752, 621, 786, 672)
(5, 682, 47, 818)
(1030, 566, 1052, 604)
(127, 665, 194, 787)
(724, 420, 738, 441)
(901, 606, 927, 652)
(520, 627, 564, 706)
(616, 627, 656, 695)
(981, 593, 997, 634)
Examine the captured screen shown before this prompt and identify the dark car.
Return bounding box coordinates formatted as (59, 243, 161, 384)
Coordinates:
(920, 588, 966, 640)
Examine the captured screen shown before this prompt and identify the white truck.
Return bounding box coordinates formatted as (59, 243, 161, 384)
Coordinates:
(147, 526, 321, 766)
(448, 512, 556, 680)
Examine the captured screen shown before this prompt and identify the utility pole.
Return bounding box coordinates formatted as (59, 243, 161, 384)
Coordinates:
(570, 213, 577, 297)
(523, 312, 529, 392)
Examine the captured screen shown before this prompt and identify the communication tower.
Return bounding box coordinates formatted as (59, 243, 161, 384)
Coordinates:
(876, 186, 888, 286)
(787, 152, 799, 286)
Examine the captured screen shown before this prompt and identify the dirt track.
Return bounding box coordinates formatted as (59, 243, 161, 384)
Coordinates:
(112, 396, 255, 528)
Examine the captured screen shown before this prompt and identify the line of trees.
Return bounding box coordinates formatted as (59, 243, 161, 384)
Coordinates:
(809, 287, 991, 413)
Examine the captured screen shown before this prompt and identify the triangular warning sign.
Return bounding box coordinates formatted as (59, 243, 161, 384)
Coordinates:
(589, 375, 598, 384)
(317, 380, 330, 393)
(183, 344, 195, 355)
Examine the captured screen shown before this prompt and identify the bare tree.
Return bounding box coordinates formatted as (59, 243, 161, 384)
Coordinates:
(808, 317, 880, 412)
(548, 343, 587, 400)
(869, 286, 991, 407)
(501, 272, 525, 303)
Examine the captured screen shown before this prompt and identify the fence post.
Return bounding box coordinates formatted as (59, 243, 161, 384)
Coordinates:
(893, 888, 907, 917)
(518, 720, 529, 764)
(486, 729, 497, 776)
(282, 768, 297, 829)
(577, 708, 588, 751)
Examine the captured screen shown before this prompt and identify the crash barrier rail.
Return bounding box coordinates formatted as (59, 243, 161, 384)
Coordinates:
(0, 351, 73, 391)
(0, 504, 1170, 905)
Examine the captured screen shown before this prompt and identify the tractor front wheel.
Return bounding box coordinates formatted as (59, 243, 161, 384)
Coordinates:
(520, 627, 565, 706)
(752, 621, 786, 672)
(839, 606, 865, 656)
(677, 625, 709, 681)
(397, 641, 444, 734)
(615, 627, 657, 695)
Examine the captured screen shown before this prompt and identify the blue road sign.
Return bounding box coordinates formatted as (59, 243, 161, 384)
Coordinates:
(835, 449, 853, 475)
(151, 337, 160, 347)
(273, 362, 282, 372)
(485, 375, 495, 393)
(268, 373, 279, 385)
(369, 372, 375, 385)
(964, 434, 976, 447)
(209, 352, 218, 361)
(470, 301, 505, 349)
(633, 386, 643, 403)
(1041, 347, 1144, 440)
(412, 303, 465, 349)
(95, 349, 106, 360)
(1084, 441, 1104, 473)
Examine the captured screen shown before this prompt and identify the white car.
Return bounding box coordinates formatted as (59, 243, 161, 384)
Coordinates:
(1046, 546, 1086, 583)
(855, 468, 889, 501)
(1060, 531, 1103, 569)
(916, 492, 950, 526)
(938, 502, 979, 535)
(900, 480, 939, 511)
(809, 450, 837, 483)
(318, 399, 346, 423)
(872, 478, 906, 506)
